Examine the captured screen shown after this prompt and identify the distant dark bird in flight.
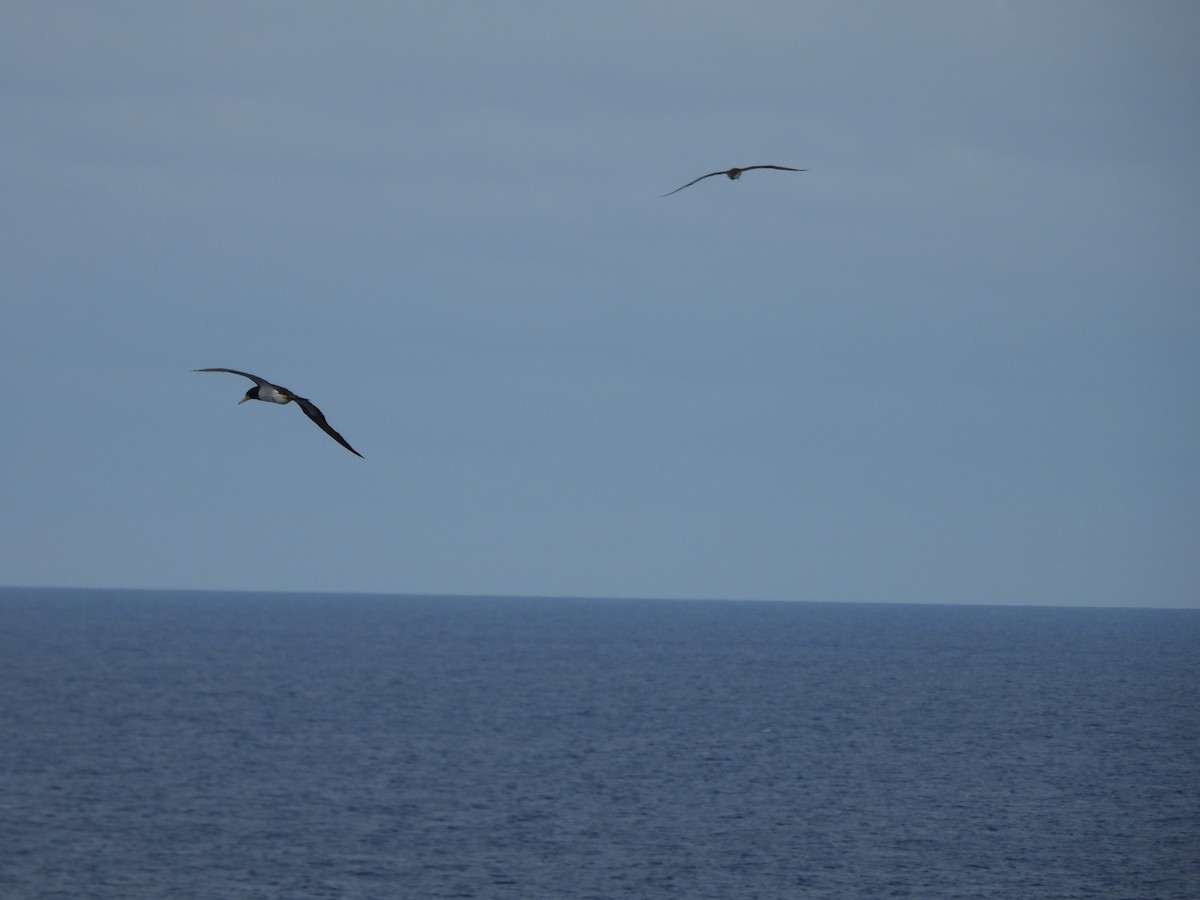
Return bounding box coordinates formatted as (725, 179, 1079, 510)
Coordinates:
(195, 368, 363, 458)
(661, 165, 807, 197)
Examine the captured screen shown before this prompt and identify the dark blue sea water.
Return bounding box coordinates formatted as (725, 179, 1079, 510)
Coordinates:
(1, 589, 1196, 899)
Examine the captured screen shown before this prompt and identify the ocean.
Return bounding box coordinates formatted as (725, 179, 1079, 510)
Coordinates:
(0, 588, 1196, 899)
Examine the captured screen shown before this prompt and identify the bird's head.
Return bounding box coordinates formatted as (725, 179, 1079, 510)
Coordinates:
(238, 388, 256, 404)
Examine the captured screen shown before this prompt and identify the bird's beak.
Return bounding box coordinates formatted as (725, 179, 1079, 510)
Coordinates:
(237, 397, 250, 404)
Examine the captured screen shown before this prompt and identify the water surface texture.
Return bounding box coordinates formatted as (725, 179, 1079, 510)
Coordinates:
(2, 589, 1197, 898)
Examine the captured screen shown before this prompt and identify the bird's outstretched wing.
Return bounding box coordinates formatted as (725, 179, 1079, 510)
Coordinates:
(740, 165, 806, 173)
(194, 367, 272, 389)
(660, 170, 728, 197)
(293, 396, 364, 458)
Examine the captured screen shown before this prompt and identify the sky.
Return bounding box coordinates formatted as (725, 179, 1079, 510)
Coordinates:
(2, 2, 1198, 607)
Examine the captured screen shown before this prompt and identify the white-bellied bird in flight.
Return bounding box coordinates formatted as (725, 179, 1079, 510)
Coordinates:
(661, 165, 806, 197)
(195, 368, 363, 458)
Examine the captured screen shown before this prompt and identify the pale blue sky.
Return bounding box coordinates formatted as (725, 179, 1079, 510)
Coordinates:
(2, 2, 1197, 606)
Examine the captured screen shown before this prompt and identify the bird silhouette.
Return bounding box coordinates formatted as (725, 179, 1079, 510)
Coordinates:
(195, 368, 363, 458)
(661, 165, 806, 197)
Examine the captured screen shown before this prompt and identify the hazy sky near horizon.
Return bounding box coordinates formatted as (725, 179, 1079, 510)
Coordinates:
(2, 2, 1197, 607)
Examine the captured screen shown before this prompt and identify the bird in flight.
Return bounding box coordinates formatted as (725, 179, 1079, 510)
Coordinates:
(661, 165, 806, 197)
(195, 368, 363, 458)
